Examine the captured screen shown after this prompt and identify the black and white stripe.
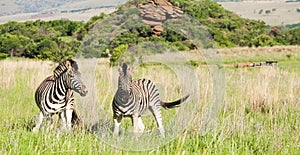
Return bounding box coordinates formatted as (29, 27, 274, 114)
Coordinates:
(33, 59, 88, 132)
(112, 63, 189, 137)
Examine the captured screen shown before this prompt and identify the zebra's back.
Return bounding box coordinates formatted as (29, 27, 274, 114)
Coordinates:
(113, 78, 160, 117)
(132, 79, 160, 110)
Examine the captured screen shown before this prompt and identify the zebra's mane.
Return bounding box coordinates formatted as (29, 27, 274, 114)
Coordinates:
(121, 63, 128, 75)
(53, 59, 78, 78)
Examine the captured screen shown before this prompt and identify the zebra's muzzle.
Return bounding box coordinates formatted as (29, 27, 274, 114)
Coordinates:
(80, 85, 88, 96)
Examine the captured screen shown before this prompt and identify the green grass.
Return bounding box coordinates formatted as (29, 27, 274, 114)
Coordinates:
(0, 48, 300, 154)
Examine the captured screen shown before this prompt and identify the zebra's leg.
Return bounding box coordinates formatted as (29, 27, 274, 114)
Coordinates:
(59, 111, 67, 131)
(137, 116, 145, 133)
(32, 112, 44, 133)
(132, 114, 140, 135)
(45, 115, 54, 132)
(65, 108, 73, 132)
(113, 115, 122, 136)
(149, 106, 165, 138)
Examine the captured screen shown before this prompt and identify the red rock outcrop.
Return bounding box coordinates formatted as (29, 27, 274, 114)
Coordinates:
(139, 0, 183, 35)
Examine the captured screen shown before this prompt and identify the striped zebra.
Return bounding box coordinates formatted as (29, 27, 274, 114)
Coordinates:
(32, 59, 88, 133)
(112, 63, 189, 137)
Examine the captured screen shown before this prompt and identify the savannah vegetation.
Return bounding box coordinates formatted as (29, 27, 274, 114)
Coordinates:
(0, 48, 299, 154)
(0, 0, 300, 154)
(0, 0, 299, 64)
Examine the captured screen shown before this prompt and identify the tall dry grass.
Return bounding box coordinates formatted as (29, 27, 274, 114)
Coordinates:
(0, 57, 299, 153)
(0, 59, 55, 122)
(0, 59, 54, 90)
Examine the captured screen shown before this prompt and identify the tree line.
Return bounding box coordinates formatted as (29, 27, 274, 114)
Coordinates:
(0, 0, 299, 63)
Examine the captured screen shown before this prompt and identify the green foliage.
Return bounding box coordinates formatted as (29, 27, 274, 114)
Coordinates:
(111, 31, 139, 49)
(0, 19, 83, 62)
(169, 0, 300, 47)
(188, 60, 200, 67)
(162, 29, 186, 42)
(0, 33, 30, 56)
(282, 27, 300, 45)
(273, 27, 300, 45)
(75, 13, 106, 40)
(168, 0, 268, 47)
(0, 53, 8, 60)
(265, 10, 271, 14)
(110, 44, 129, 65)
(0, 0, 300, 63)
(171, 41, 190, 51)
(249, 34, 277, 47)
(286, 23, 300, 29)
(80, 46, 103, 58)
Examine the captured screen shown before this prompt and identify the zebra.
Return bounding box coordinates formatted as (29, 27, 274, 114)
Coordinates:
(32, 59, 88, 133)
(112, 63, 189, 137)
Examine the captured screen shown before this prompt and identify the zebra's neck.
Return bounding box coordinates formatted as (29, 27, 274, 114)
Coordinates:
(51, 74, 69, 102)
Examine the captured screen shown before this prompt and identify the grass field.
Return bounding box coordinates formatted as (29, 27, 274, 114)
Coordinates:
(0, 46, 300, 154)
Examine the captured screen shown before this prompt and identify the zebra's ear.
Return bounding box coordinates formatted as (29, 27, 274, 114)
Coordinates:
(128, 65, 134, 74)
(118, 65, 123, 74)
(65, 60, 72, 70)
(66, 60, 75, 76)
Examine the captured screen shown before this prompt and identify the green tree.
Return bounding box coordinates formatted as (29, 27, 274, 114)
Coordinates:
(0, 33, 30, 56)
(284, 28, 300, 45)
(110, 44, 129, 65)
(249, 34, 277, 47)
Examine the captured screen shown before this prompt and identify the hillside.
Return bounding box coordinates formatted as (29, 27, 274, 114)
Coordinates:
(218, 1, 300, 26)
(0, 0, 299, 63)
(0, 0, 125, 15)
(0, 8, 116, 24)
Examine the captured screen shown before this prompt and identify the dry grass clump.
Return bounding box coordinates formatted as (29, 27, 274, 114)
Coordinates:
(228, 67, 299, 114)
(0, 59, 54, 90)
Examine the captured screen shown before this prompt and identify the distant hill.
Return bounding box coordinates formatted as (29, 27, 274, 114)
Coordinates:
(0, 0, 82, 16)
(218, 1, 300, 26)
(0, 0, 299, 63)
(1, 0, 299, 26)
(0, 0, 126, 24)
(0, 0, 126, 15)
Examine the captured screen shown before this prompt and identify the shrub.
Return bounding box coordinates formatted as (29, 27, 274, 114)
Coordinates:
(0, 53, 8, 60)
(110, 44, 129, 65)
(249, 34, 277, 47)
(171, 41, 190, 51)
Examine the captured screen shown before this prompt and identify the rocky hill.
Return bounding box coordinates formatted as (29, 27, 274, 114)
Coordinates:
(0, 0, 299, 62)
(139, 0, 183, 35)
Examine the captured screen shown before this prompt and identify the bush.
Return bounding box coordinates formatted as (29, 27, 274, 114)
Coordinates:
(110, 44, 129, 65)
(0, 53, 8, 60)
(171, 41, 190, 51)
(249, 34, 277, 47)
(162, 29, 186, 42)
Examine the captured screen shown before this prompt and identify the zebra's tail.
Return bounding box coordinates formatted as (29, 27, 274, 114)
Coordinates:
(161, 95, 190, 109)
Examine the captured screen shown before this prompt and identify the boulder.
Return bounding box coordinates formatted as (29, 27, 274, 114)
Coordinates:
(139, 0, 183, 35)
